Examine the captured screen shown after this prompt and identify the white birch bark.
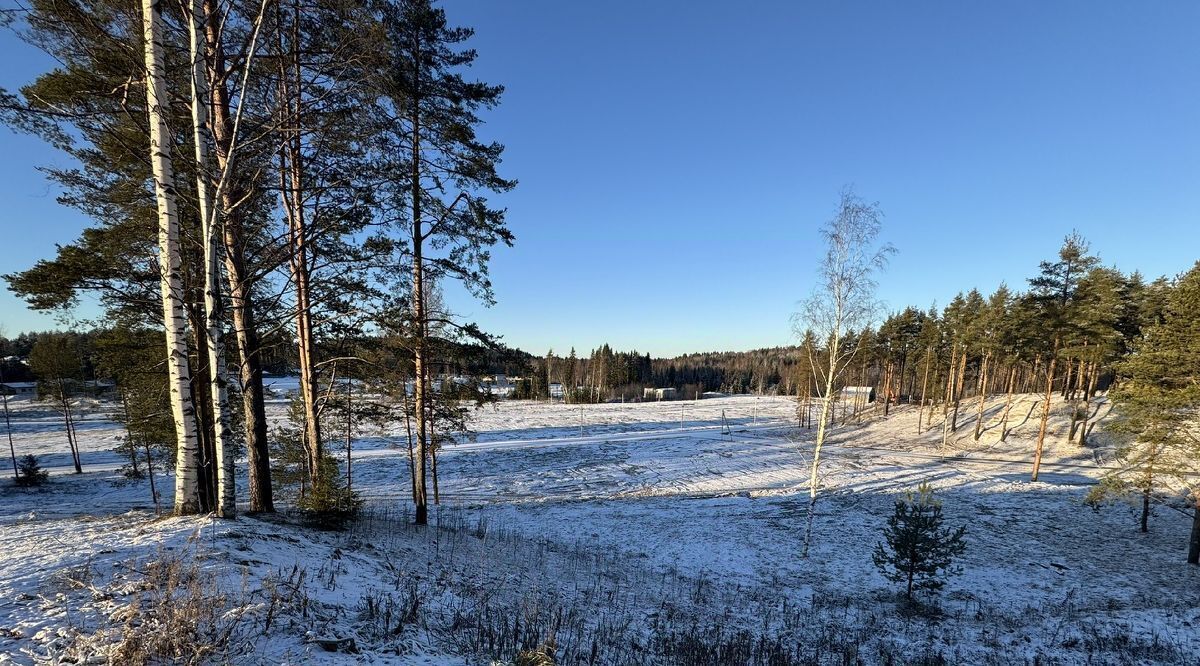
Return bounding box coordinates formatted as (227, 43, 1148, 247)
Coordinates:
(142, 0, 201, 515)
(796, 192, 893, 558)
(189, 0, 235, 518)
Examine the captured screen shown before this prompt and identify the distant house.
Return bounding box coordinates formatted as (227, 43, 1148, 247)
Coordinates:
(0, 382, 37, 399)
(549, 382, 564, 399)
(840, 386, 875, 403)
(484, 374, 516, 398)
(643, 387, 678, 401)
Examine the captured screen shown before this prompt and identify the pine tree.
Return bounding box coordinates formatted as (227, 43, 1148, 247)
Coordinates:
(1105, 262, 1200, 563)
(367, 0, 514, 525)
(1028, 232, 1098, 480)
(873, 483, 967, 600)
(14, 454, 51, 488)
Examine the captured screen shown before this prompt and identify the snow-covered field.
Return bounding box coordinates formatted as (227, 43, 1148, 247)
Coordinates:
(1, 392, 1198, 664)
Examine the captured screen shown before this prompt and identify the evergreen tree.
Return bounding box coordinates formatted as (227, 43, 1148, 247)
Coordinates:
(1028, 233, 1099, 480)
(367, 0, 514, 525)
(873, 483, 967, 600)
(1104, 262, 1200, 563)
(14, 454, 51, 488)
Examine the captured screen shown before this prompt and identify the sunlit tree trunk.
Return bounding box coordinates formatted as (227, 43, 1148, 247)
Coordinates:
(277, 3, 322, 489)
(143, 0, 201, 514)
(202, 0, 273, 512)
(1031, 338, 1059, 482)
(917, 348, 931, 434)
(410, 55, 430, 524)
(972, 351, 990, 441)
(189, 0, 235, 518)
(999, 364, 1017, 441)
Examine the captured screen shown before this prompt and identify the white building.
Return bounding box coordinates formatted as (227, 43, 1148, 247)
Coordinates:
(643, 387, 677, 401)
(0, 382, 37, 399)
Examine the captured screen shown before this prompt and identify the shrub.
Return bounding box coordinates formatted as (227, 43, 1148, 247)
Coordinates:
(872, 483, 966, 600)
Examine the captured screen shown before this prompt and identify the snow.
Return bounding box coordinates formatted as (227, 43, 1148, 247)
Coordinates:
(1, 392, 1198, 663)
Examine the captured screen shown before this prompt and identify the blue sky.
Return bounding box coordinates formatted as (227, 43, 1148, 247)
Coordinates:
(1, 1, 1198, 356)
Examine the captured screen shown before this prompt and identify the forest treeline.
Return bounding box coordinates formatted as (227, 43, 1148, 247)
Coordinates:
(516, 236, 1166, 410)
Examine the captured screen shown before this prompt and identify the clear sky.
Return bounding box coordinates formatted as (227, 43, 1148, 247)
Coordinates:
(1, 1, 1198, 357)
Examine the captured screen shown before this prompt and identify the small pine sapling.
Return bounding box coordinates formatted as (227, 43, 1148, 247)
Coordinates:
(14, 454, 50, 487)
(873, 482, 966, 600)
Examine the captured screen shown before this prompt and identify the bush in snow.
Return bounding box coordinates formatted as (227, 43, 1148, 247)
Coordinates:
(14, 454, 50, 487)
(298, 456, 364, 530)
(514, 638, 557, 666)
(872, 482, 966, 601)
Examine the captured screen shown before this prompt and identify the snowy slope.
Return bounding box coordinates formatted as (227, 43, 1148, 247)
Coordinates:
(1, 394, 1197, 663)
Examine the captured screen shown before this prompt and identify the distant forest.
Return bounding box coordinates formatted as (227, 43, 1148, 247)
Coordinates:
(511, 346, 805, 402)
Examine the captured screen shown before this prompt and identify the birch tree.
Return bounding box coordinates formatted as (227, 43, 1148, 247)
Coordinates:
(142, 0, 202, 514)
(793, 191, 894, 557)
(185, 0, 235, 517)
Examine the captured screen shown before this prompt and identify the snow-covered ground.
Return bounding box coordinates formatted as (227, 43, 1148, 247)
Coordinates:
(1, 392, 1198, 664)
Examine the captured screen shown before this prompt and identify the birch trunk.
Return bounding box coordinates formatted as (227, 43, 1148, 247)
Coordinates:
(143, 0, 201, 514)
(802, 332, 838, 558)
(189, 0, 235, 518)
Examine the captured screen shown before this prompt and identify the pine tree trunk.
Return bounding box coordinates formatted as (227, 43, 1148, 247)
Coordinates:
(189, 0, 234, 517)
(189, 321, 216, 512)
(2, 388, 16, 479)
(430, 431, 440, 505)
(1061, 354, 1074, 400)
(917, 349, 931, 434)
(951, 349, 966, 432)
(204, 0, 272, 512)
(66, 399, 81, 472)
(401, 378, 416, 502)
(145, 439, 159, 514)
(345, 379, 352, 494)
(999, 365, 1017, 441)
(1140, 484, 1150, 533)
(121, 393, 140, 476)
(1076, 362, 1099, 446)
(60, 386, 82, 474)
(410, 52, 429, 525)
(1031, 339, 1059, 482)
(278, 7, 322, 489)
(972, 352, 990, 441)
(143, 0, 201, 515)
(882, 361, 893, 417)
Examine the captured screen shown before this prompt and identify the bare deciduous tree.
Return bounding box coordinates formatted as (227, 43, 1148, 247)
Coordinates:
(793, 190, 894, 557)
